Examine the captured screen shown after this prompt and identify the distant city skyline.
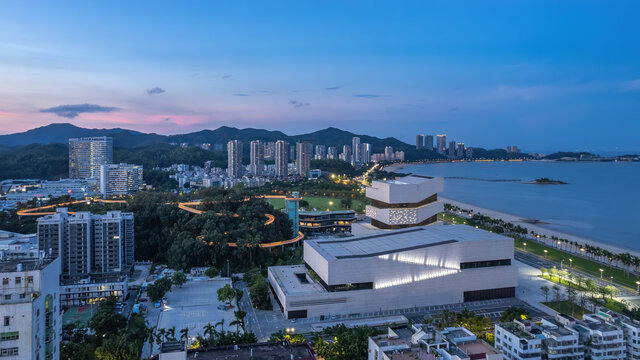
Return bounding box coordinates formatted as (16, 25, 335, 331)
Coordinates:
(1, 1, 639, 153)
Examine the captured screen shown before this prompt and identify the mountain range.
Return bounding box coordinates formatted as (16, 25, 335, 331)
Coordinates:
(0, 123, 413, 153)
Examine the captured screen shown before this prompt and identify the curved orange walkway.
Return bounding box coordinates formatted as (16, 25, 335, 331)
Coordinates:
(17, 196, 303, 248)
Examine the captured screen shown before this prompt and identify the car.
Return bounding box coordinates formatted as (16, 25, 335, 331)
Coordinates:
(138, 298, 148, 302)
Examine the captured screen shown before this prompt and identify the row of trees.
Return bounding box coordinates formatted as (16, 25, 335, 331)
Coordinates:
(450, 205, 640, 278)
(540, 267, 621, 317)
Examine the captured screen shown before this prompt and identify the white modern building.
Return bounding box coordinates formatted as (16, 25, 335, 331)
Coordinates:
(576, 314, 626, 359)
(0, 257, 61, 360)
(269, 225, 517, 319)
(494, 320, 542, 360)
(539, 317, 584, 359)
(249, 140, 265, 176)
(365, 175, 444, 229)
(99, 163, 143, 197)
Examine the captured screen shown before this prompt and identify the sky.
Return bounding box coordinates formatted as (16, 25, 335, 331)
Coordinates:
(1, 1, 639, 153)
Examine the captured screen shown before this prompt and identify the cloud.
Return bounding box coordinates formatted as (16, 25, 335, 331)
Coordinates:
(325, 86, 341, 90)
(622, 79, 640, 91)
(40, 103, 119, 119)
(221, 74, 233, 79)
(252, 90, 271, 94)
(234, 93, 250, 97)
(164, 117, 171, 122)
(448, 106, 460, 112)
(147, 87, 165, 95)
(353, 94, 380, 98)
(289, 100, 310, 108)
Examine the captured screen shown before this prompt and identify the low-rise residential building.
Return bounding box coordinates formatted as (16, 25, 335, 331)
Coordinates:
(539, 317, 584, 359)
(594, 310, 640, 359)
(494, 320, 542, 360)
(0, 257, 61, 360)
(576, 314, 626, 359)
(368, 325, 500, 360)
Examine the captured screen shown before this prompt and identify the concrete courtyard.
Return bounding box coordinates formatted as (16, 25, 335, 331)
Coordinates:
(151, 278, 237, 353)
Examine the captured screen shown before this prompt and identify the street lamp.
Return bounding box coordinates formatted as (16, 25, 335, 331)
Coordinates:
(523, 242, 527, 252)
(569, 259, 573, 268)
(600, 269, 604, 279)
(610, 276, 614, 283)
(544, 249, 547, 259)
(636, 281, 639, 292)
(560, 259, 564, 270)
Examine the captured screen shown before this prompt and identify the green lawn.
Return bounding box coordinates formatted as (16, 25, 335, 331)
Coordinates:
(439, 212, 469, 224)
(543, 301, 589, 319)
(541, 274, 587, 292)
(515, 238, 639, 290)
(267, 196, 366, 213)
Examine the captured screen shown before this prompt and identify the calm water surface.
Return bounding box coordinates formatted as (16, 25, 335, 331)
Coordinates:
(404, 161, 640, 250)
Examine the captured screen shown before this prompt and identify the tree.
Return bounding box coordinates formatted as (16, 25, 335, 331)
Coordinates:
(566, 287, 578, 316)
(172, 271, 187, 288)
(234, 310, 247, 333)
(180, 327, 189, 341)
(147, 277, 173, 302)
(552, 285, 562, 303)
(499, 307, 530, 322)
(541, 286, 550, 302)
(217, 284, 236, 305)
(235, 288, 244, 303)
(203, 323, 216, 338)
(249, 276, 272, 310)
(215, 319, 225, 333)
(205, 267, 218, 278)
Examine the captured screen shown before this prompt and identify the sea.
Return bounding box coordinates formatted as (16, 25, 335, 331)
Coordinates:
(403, 161, 640, 251)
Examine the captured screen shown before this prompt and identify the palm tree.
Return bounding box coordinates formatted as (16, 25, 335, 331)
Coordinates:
(180, 327, 189, 341)
(167, 326, 176, 341)
(203, 322, 215, 339)
(234, 310, 247, 333)
(566, 287, 577, 316)
(229, 320, 241, 334)
(156, 328, 167, 344)
(146, 327, 156, 355)
(215, 319, 225, 333)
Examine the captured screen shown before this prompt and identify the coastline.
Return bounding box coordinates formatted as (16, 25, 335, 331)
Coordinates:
(440, 196, 640, 258)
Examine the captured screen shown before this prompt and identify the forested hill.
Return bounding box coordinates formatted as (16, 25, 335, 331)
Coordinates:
(0, 143, 227, 181)
(0, 123, 415, 153)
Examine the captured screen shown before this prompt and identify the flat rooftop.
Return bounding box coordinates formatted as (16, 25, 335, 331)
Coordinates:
(186, 342, 314, 359)
(377, 175, 435, 185)
(307, 225, 508, 260)
(0, 258, 54, 273)
(269, 264, 326, 296)
(300, 210, 355, 216)
(457, 340, 498, 356)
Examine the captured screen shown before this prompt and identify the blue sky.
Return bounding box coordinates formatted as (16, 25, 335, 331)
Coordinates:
(0, 1, 639, 153)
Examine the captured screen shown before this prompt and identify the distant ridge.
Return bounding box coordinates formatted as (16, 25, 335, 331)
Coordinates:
(0, 123, 415, 153)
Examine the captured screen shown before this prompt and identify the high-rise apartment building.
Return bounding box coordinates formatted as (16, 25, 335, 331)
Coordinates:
(425, 135, 434, 150)
(351, 137, 361, 165)
(69, 136, 113, 179)
(93, 211, 135, 274)
(416, 134, 424, 149)
(99, 163, 143, 197)
(227, 140, 243, 178)
(448, 141, 456, 157)
(289, 145, 296, 161)
(296, 142, 312, 177)
(384, 146, 394, 161)
(264, 141, 276, 160)
(275, 140, 289, 177)
(361, 143, 372, 164)
(327, 146, 337, 160)
(436, 134, 447, 154)
(37, 209, 134, 280)
(249, 140, 265, 176)
(314, 145, 326, 160)
(340, 145, 351, 162)
(0, 257, 62, 360)
(456, 143, 465, 158)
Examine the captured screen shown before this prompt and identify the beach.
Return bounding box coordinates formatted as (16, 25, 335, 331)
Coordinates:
(441, 196, 640, 258)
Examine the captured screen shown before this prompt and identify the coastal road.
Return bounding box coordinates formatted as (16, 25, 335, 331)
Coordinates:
(515, 250, 637, 297)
